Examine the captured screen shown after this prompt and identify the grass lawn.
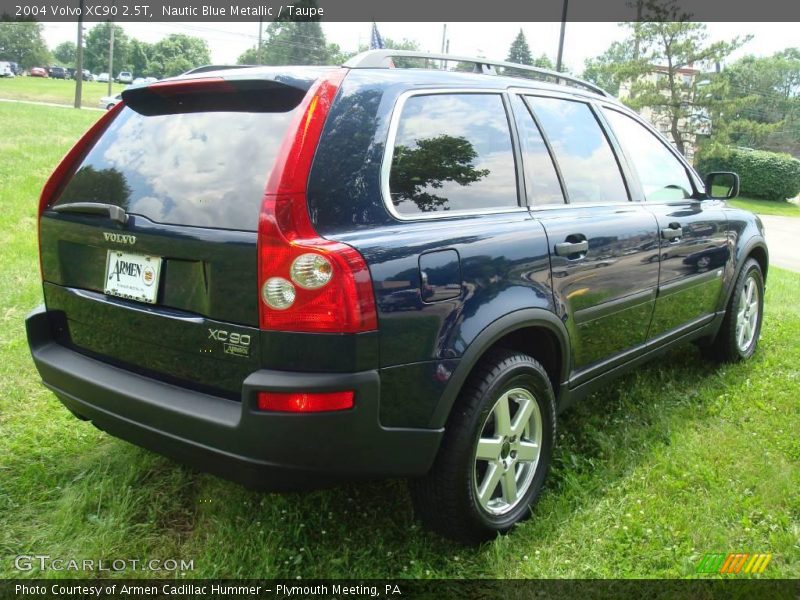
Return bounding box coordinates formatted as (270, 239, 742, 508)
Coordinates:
(728, 196, 800, 218)
(0, 76, 126, 109)
(0, 102, 798, 579)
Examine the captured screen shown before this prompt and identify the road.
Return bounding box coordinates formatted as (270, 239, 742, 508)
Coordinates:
(759, 215, 799, 273)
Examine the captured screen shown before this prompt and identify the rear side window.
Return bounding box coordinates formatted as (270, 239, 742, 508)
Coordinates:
(603, 108, 695, 201)
(55, 103, 298, 231)
(511, 95, 565, 206)
(388, 93, 518, 216)
(526, 96, 628, 204)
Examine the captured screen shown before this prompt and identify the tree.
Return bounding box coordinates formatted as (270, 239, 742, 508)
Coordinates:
(129, 39, 152, 77)
(532, 54, 555, 70)
(716, 49, 800, 154)
(238, 21, 328, 66)
(506, 29, 533, 65)
(355, 37, 420, 54)
(0, 19, 51, 69)
(53, 41, 76, 67)
(236, 45, 260, 65)
(267, 21, 328, 66)
(148, 34, 210, 78)
(84, 23, 130, 75)
(582, 40, 645, 96)
(596, 1, 749, 156)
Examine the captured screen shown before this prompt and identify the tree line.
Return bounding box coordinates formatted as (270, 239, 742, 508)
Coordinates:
(1, 14, 797, 157)
(0, 19, 210, 79)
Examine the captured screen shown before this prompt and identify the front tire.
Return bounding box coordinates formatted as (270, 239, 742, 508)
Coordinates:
(409, 349, 556, 544)
(705, 258, 764, 362)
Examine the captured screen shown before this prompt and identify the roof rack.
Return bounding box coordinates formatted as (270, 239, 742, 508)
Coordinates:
(343, 50, 611, 98)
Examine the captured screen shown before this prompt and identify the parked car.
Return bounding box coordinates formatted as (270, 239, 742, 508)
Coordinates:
(30, 67, 48, 78)
(96, 72, 109, 83)
(132, 77, 146, 85)
(48, 66, 69, 79)
(27, 51, 768, 544)
(0, 61, 14, 78)
(117, 71, 133, 84)
(143, 76, 157, 84)
(99, 93, 122, 110)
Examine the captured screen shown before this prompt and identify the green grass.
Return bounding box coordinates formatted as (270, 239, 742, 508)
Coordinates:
(1, 102, 799, 580)
(728, 196, 800, 218)
(0, 76, 126, 109)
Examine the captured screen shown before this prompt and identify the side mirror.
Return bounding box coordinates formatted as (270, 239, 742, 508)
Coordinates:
(705, 172, 740, 200)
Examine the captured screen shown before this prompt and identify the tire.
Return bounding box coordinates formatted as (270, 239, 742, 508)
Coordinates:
(409, 349, 556, 544)
(704, 258, 764, 362)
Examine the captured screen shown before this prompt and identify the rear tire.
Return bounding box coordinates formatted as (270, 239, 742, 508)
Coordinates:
(704, 258, 764, 362)
(409, 349, 556, 544)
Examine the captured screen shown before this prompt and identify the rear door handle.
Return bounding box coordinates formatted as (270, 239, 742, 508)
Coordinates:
(554, 240, 589, 256)
(661, 226, 683, 240)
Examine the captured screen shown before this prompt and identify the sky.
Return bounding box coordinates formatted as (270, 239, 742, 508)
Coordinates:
(40, 22, 798, 73)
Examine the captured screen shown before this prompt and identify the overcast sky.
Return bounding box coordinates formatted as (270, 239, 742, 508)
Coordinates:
(40, 22, 797, 73)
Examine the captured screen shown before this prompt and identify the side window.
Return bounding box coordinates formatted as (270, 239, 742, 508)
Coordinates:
(526, 96, 628, 204)
(511, 95, 565, 206)
(603, 108, 694, 202)
(388, 93, 518, 215)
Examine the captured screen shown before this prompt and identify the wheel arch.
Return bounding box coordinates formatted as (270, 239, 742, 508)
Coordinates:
(428, 309, 571, 429)
(723, 236, 768, 309)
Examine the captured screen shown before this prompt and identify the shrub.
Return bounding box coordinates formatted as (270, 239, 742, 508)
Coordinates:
(696, 147, 800, 201)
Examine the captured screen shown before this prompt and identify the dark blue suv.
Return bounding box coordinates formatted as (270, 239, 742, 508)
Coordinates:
(27, 50, 768, 543)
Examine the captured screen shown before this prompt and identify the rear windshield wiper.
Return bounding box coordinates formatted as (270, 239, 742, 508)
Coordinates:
(51, 202, 129, 226)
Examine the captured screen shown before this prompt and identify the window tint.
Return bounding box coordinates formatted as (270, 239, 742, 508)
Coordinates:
(603, 109, 694, 202)
(55, 106, 297, 231)
(527, 97, 628, 204)
(388, 94, 517, 215)
(511, 96, 565, 206)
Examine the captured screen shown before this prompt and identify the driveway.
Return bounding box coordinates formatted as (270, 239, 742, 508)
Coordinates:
(759, 215, 799, 273)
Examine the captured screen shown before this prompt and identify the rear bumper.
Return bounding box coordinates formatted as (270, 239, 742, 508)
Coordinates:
(26, 305, 442, 490)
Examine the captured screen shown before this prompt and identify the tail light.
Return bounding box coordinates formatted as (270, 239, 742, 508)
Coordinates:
(257, 69, 378, 333)
(256, 390, 354, 413)
(38, 102, 124, 278)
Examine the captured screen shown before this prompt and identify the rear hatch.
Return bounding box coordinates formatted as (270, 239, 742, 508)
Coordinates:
(39, 71, 321, 398)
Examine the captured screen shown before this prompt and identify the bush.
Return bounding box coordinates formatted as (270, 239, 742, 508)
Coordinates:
(696, 147, 800, 201)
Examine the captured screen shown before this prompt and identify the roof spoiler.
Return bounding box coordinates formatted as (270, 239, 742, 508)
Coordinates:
(121, 76, 309, 116)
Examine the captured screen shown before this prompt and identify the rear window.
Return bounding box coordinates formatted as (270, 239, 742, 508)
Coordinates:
(55, 103, 298, 231)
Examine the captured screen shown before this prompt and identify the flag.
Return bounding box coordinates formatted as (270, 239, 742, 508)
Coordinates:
(370, 22, 385, 50)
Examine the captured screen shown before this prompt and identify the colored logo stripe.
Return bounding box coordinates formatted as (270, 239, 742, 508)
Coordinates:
(697, 553, 772, 574)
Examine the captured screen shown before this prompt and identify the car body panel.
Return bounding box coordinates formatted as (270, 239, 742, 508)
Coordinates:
(27, 63, 769, 487)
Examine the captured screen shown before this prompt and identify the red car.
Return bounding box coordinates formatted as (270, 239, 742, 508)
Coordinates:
(30, 67, 48, 77)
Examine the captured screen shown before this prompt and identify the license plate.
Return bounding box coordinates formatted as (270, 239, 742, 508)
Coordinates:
(104, 250, 162, 304)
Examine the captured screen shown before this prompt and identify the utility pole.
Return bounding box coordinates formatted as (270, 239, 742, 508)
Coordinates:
(107, 22, 114, 96)
(629, 0, 644, 100)
(73, 0, 84, 108)
(257, 17, 263, 65)
(440, 23, 447, 69)
(555, 0, 568, 73)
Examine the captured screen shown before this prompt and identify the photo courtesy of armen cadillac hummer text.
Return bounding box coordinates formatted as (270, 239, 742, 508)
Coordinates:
(26, 49, 768, 544)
